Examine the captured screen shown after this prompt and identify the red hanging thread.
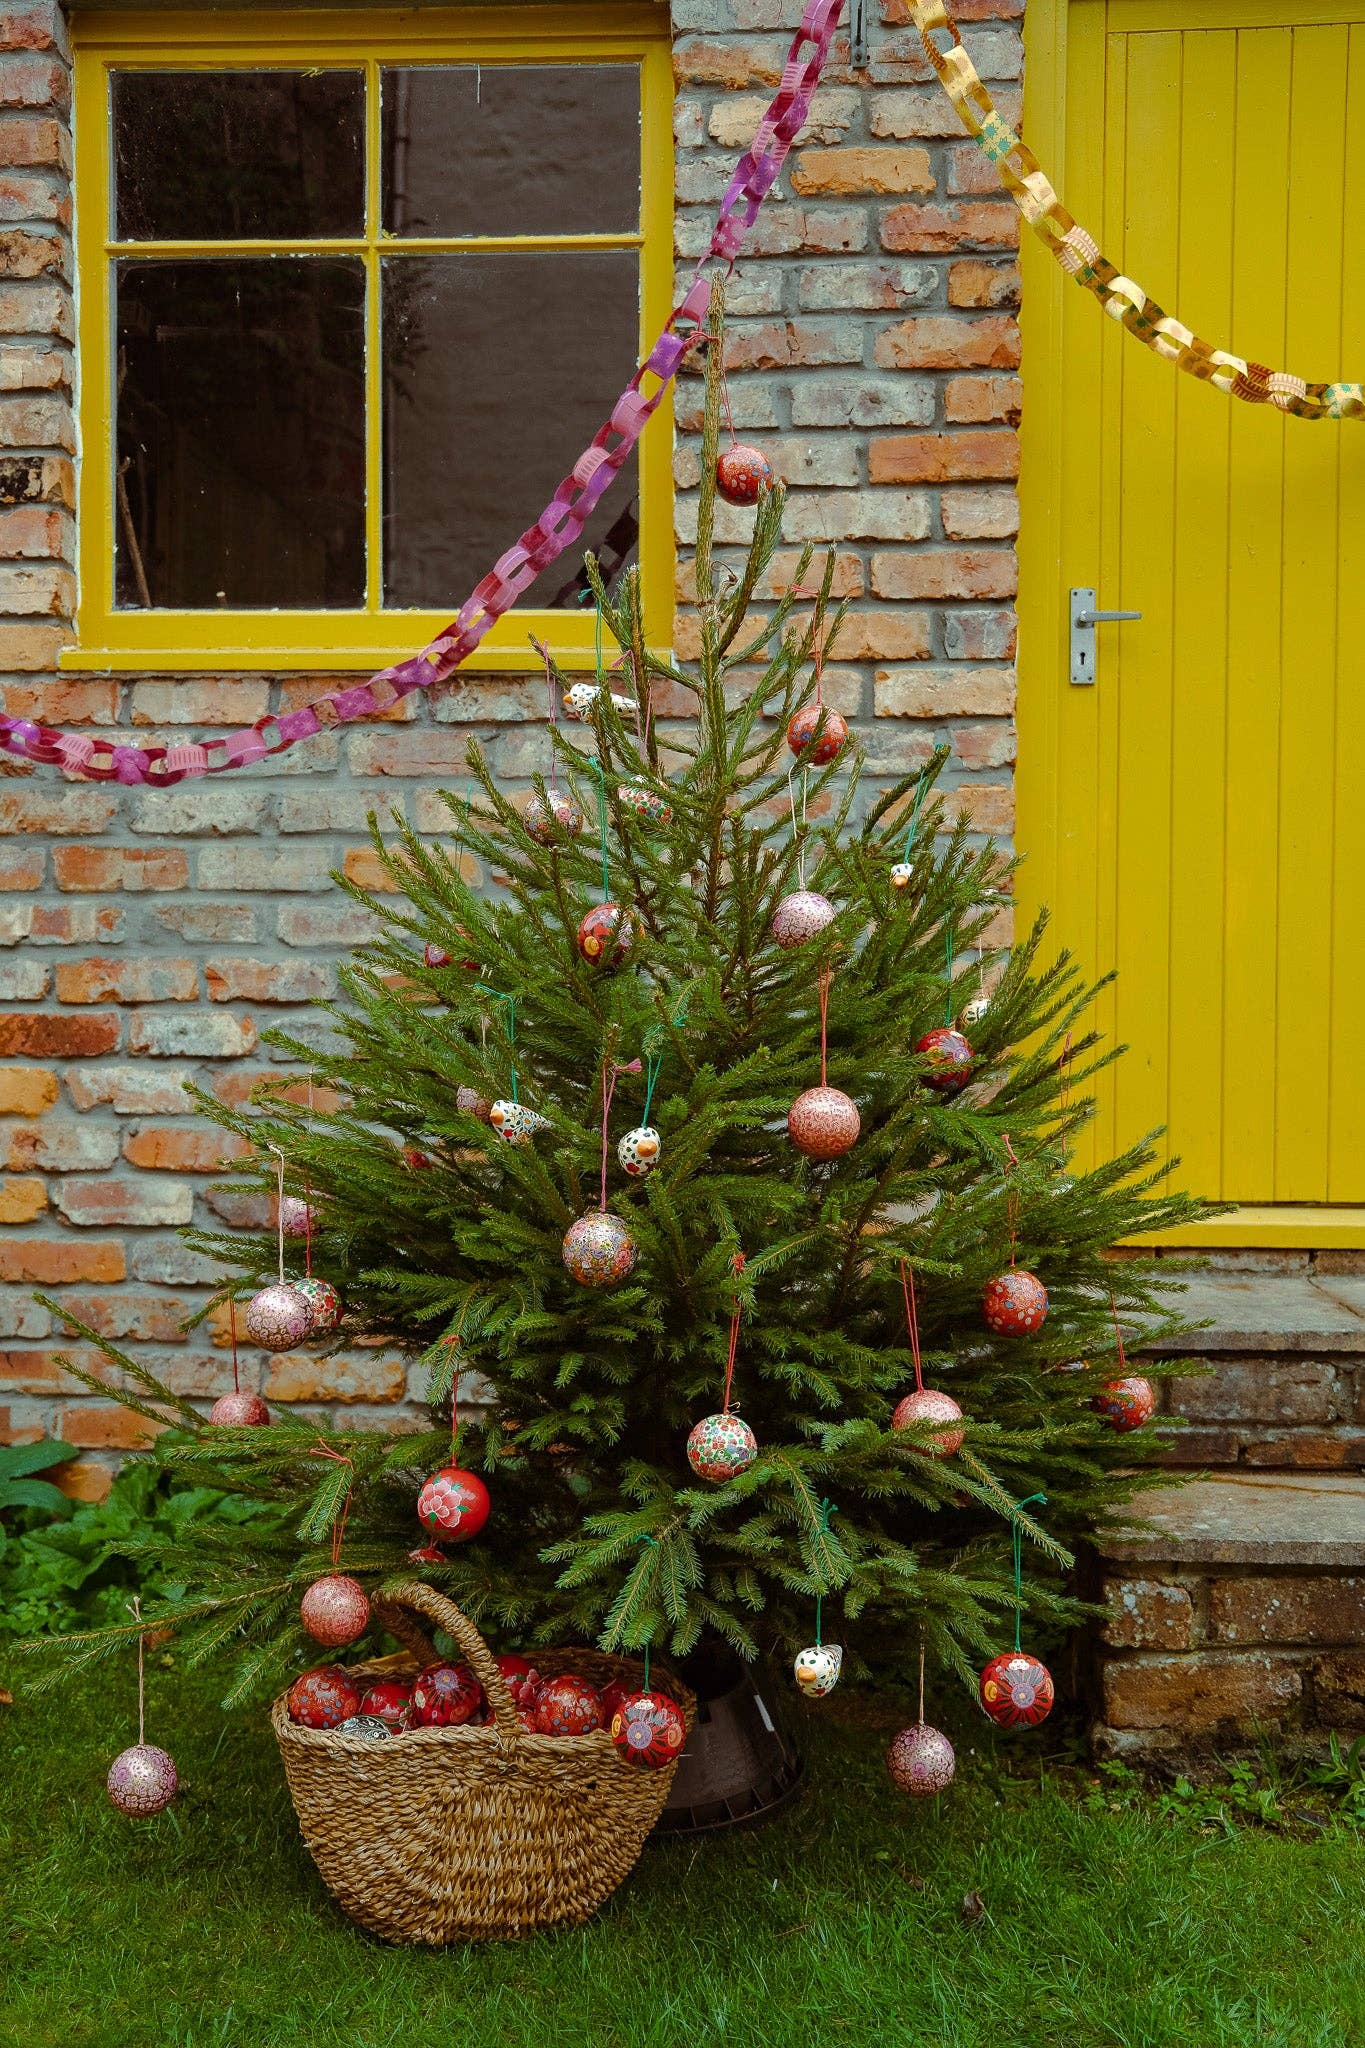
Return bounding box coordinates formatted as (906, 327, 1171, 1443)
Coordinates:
(600, 1057, 642, 1209)
(1058, 1031, 1074, 1116)
(307, 1439, 355, 1569)
(722, 1250, 747, 1414)
(899, 1259, 925, 1395)
(1003, 1133, 1020, 1268)
(1109, 1289, 1128, 1373)
(818, 964, 832, 1088)
(789, 584, 825, 707)
(229, 1297, 240, 1395)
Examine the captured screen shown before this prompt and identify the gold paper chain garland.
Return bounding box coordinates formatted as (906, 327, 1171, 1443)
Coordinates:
(911, 0, 1365, 422)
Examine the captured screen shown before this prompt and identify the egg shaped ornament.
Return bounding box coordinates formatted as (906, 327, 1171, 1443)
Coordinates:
(617, 1125, 661, 1179)
(793, 1643, 843, 1699)
(915, 1026, 975, 1094)
(789, 1085, 860, 1160)
(616, 780, 673, 829)
(534, 1673, 604, 1738)
(981, 1269, 1049, 1337)
(523, 788, 585, 846)
(576, 901, 639, 968)
(287, 1665, 361, 1730)
(295, 1275, 342, 1334)
(715, 441, 774, 506)
(886, 1724, 956, 1797)
(686, 1411, 759, 1484)
(107, 1744, 179, 1818)
(359, 1678, 413, 1730)
(300, 1573, 370, 1649)
(334, 1714, 393, 1742)
(416, 1464, 491, 1543)
(771, 889, 835, 950)
(889, 862, 915, 894)
(892, 1387, 965, 1458)
(959, 993, 991, 1029)
(410, 1661, 484, 1728)
(787, 702, 849, 765)
(979, 1651, 1054, 1729)
(489, 1099, 549, 1146)
(278, 1195, 315, 1240)
(244, 1281, 314, 1353)
(1092, 1375, 1156, 1432)
(562, 1210, 638, 1287)
(564, 680, 636, 721)
(611, 1689, 687, 1768)
(208, 1389, 271, 1427)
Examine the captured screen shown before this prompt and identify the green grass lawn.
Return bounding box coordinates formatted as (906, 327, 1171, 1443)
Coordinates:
(4, 1665, 1363, 2048)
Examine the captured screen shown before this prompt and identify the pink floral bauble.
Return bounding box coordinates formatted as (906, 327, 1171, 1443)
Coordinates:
(576, 901, 639, 967)
(300, 1573, 370, 1649)
(892, 1387, 965, 1458)
(788, 1085, 860, 1160)
(979, 1651, 1054, 1729)
(916, 1026, 975, 1093)
(715, 442, 774, 505)
(686, 1411, 758, 1484)
(886, 1723, 956, 1796)
(771, 889, 835, 950)
(208, 1390, 271, 1427)
(611, 1689, 686, 1768)
(981, 1269, 1049, 1336)
(524, 789, 585, 845)
(287, 1665, 361, 1729)
(416, 1465, 491, 1543)
(787, 703, 848, 764)
(107, 1743, 178, 1817)
(296, 1276, 342, 1333)
(456, 1085, 494, 1124)
(243, 1282, 314, 1352)
(1092, 1375, 1156, 1432)
(279, 1196, 315, 1239)
(563, 1211, 637, 1287)
(533, 1673, 603, 1738)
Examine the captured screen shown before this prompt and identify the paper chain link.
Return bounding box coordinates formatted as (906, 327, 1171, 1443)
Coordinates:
(909, 0, 1365, 424)
(0, 0, 846, 787)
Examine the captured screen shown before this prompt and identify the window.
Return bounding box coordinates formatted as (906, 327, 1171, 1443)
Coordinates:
(69, 9, 673, 672)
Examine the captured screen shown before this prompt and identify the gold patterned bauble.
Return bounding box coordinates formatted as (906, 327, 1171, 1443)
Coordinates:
(107, 1743, 178, 1817)
(771, 889, 835, 949)
(562, 1211, 638, 1287)
(243, 1282, 314, 1352)
(788, 1085, 860, 1160)
(892, 1387, 965, 1457)
(524, 789, 585, 845)
(886, 1723, 956, 1796)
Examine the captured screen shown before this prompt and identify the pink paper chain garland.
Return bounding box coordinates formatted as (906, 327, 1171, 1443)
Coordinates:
(2, 0, 846, 788)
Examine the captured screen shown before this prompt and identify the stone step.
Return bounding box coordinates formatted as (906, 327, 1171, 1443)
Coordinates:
(1092, 1472, 1365, 1758)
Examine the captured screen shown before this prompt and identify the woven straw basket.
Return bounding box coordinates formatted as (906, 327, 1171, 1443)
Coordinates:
(271, 1580, 695, 1944)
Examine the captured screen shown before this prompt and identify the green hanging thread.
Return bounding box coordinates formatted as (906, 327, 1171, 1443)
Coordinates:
(902, 764, 930, 865)
(594, 596, 607, 686)
(478, 990, 518, 1104)
(1011, 1493, 1047, 1653)
(814, 1497, 838, 1647)
(640, 1050, 664, 1127)
(631, 1532, 659, 1691)
(590, 759, 611, 903)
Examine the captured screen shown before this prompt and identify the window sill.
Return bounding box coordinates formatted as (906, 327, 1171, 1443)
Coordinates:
(57, 634, 667, 677)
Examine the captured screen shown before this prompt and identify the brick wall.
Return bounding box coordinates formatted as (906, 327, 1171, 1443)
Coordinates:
(0, 0, 1022, 1494)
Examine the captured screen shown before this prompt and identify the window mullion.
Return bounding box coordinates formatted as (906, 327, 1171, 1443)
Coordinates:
(365, 55, 383, 617)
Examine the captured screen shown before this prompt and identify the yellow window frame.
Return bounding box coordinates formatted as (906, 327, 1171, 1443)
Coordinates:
(67, 5, 675, 674)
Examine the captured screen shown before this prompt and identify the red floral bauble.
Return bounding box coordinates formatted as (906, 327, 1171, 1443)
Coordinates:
(287, 1665, 361, 1730)
(715, 442, 774, 505)
(576, 901, 638, 967)
(494, 1653, 542, 1707)
(979, 1651, 1054, 1729)
(208, 1389, 271, 1427)
(886, 1723, 956, 1796)
(981, 1269, 1049, 1336)
(533, 1673, 604, 1738)
(423, 942, 451, 968)
(411, 1661, 484, 1728)
(416, 1465, 491, 1543)
(1092, 1375, 1156, 1432)
(915, 1026, 975, 1094)
(300, 1573, 370, 1648)
(107, 1743, 179, 1817)
(407, 1543, 445, 1564)
(787, 703, 848, 764)
(296, 1275, 342, 1333)
(359, 1678, 413, 1730)
(402, 1145, 434, 1170)
(892, 1387, 965, 1458)
(789, 1085, 860, 1160)
(611, 1689, 687, 1769)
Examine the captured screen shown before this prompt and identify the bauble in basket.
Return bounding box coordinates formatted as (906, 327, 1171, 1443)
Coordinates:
(411, 1661, 484, 1727)
(358, 1678, 413, 1730)
(287, 1665, 361, 1730)
(533, 1673, 604, 1738)
(494, 1653, 542, 1707)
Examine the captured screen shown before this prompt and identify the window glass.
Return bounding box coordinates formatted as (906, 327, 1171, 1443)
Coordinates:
(112, 70, 365, 241)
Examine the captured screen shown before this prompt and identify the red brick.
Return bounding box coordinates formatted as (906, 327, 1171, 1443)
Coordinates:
(54, 958, 198, 1004)
(0, 113, 68, 166)
(881, 202, 1019, 254)
(0, 500, 67, 555)
(196, 845, 333, 891)
(939, 781, 1013, 833)
(942, 487, 1018, 540)
(121, 1125, 248, 1173)
(64, 1063, 192, 1114)
(152, 901, 258, 943)
(673, 39, 786, 90)
(1101, 1579, 1196, 1651)
(52, 845, 189, 893)
(204, 957, 333, 1004)
(0, 620, 65, 668)
(953, 722, 1016, 770)
(0, 343, 69, 391)
(0, 788, 115, 835)
(0, 1237, 125, 1282)
(0, 1064, 55, 1113)
(0, 1011, 117, 1057)
(51, 1177, 193, 1227)
(264, 1351, 408, 1405)
(945, 610, 1018, 662)
(1209, 1575, 1365, 1647)
(0, 679, 113, 729)
(0, 8, 68, 55)
(0, 395, 71, 456)
(54, 1457, 113, 1503)
(871, 548, 1018, 602)
(708, 87, 858, 149)
(58, 1404, 165, 1450)
(60, 1293, 197, 1345)
(0, 281, 71, 342)
(0, 850, 40, 889)
(948, 259, 1021, 308)
(0, 1172, 43, 1220)
(129, 678, 271, 727)
(133, 787, 266, 836)
(0, 55, 68, 111)
(874, 665, 1015, 718)
(125, 1012, 256, 1059)
(2, 1118, 117, 1170)
(724, 318, 862, 371)
(0, 449, 70, 502)
(869, 429, 1019, 484)
(0, 956, 47, 1000)
(868, 86, 966, 139)
(831, 612, 933, 662)
(944, 373, 1023, 425)
(28, 904, 125, 945)
(790, 145, 933, 196)
(876, 316, 1020, 372)
(277, 904, 380, 948)
(1101, 1652, 1301, 1732)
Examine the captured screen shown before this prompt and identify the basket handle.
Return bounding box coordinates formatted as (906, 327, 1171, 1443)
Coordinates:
(372, 1580, 522, 1750)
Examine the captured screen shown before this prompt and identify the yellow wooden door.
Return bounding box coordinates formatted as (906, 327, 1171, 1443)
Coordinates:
(1018, 0, 1365, 1246)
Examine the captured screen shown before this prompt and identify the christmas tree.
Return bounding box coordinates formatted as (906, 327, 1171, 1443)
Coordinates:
(33, 289, 1203, 1725)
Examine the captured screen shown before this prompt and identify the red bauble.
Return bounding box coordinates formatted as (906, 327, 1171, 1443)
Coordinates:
(892, 1387, 965, 1458)
(411, 1661, 484, 1728)
(407, 1543, 445, 1564)
(1092, 1375, 1156, 1432)
(611, 1689, 686, 1769)
(300, 1573, 371, 1649)
(402, 1145, 434, 1170)
(599, 1677, 630, 1729)
(107, 1743, 179, 1817)
(416, 1465, 490, 1543)
(789, 1085, 860, 1160)
(787, 703, 848, 765)
(979, 1651, 1054, 1728)
(208, 1389, 271, 1427)
(287, 1665, 361, 1729)
(981, 1269, 1049, 1336)
(533, 1673, 604, 1738)
(715, 442, 774, 505)
(296, 1275, 342, 1334)
(576, 901, 638, 967)
(359, 1678, 413, 1730)
(915, 1026, 974, 1094)
(423, 942, 451, 968)
(494, 1653, 542, 1707)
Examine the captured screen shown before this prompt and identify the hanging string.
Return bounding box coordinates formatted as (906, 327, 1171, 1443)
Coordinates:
(899, 1258, 925, 1395)
(1003, 1133, 1020, 1268)
(269, 1146, 287, 1285)
(303, 1076, 314, 1280)
(591, 760, 611, 902)
(1058, 1030, 1074, 1116)
(722, 1253, 746, 1413)
(818, 964, 832, 1088)
(943, 921, 955, 1028)
(786, 766, 809, 889)
(599, 1058, 640, 1210)
(917, 1642, 926, 1727)
(128, 1595, 146, 1745)
(229, 1297, 240, 1395)
(1109, 1289, 1128, 1374)
(1010, 1493, 1047, 1653)
(641, 1049, 664, 1127)
(813, 1497, 837, 1647)
(308, 1439, 356, 1569)
(902, 763, 930, 865)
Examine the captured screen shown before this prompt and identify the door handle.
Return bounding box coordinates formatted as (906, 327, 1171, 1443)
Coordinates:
(1069, 587, 1142, 685)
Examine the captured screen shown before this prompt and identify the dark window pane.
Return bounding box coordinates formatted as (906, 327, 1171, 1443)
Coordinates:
(382, 250, 639, 610)
(112, 70, 364, 241)
(381, 66, 640, 238)
(115, 258, 365, 609)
